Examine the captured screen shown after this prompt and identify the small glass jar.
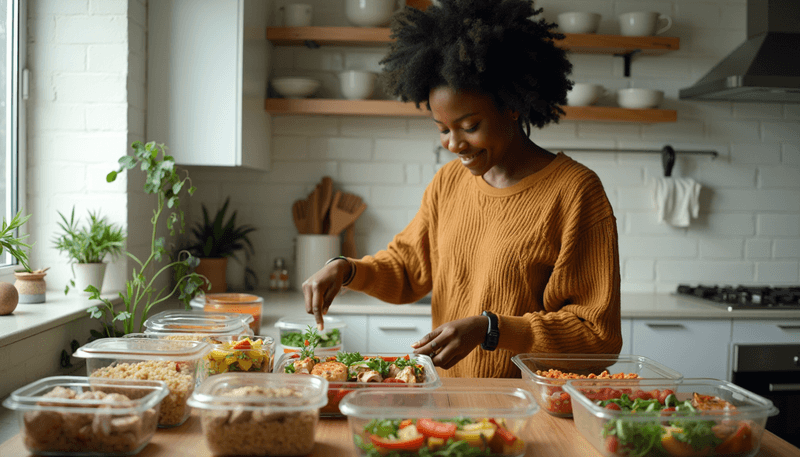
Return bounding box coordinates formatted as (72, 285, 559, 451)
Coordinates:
(269, 257, 290, 291)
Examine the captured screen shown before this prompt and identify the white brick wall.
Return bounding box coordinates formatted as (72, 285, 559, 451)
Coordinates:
(183, 0, 800, 292)
(26, 0, 141, 294)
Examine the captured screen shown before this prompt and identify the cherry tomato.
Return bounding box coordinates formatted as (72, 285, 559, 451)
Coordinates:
(716, 422, 753, 454)
(417, 418, 457, 439)
(605, 402, 622, 411)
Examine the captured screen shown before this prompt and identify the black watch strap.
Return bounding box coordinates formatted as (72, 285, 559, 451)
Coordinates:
(481, 311, 499, 351)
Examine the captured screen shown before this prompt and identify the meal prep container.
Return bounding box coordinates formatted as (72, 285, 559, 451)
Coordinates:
(275, 315, 346, 353)
(74, 337, 212, 428)
(143, 309, 254, 337)
(564, 378, 779, 457)
(2, 376, 168, 456)
(187, 372, 328, 456)
(203, 293, 264, 334)
(339, 387, 539, 457)
(512, 353, 682, 417)
(274, 352, 441, 416)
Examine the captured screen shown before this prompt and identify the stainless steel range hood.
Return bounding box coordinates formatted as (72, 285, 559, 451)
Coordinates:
(679, 0, 800, 103)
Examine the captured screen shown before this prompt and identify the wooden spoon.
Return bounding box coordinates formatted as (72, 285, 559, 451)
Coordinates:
(318, 176, 334, 231)
(292, 199, 310, 234)
(341, 224, 358, 258)
(307, 184, 321, 234)
(328, 191, 367, 236)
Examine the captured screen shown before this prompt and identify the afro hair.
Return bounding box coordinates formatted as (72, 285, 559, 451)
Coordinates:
(380, 0, 573, 133)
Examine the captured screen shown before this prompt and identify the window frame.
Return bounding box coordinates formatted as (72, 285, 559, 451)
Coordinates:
(0, 0, 27, 281)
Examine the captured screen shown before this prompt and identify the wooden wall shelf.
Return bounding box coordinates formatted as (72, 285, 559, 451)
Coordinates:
(264, 98, 677, 123)
(266, 27, 679, 54)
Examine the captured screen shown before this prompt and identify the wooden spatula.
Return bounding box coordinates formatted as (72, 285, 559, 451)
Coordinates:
(318, 176, 334, 233)
(307, 185, 321, 234)
(292, 199, 310, 234)
(342, 224, 358, 258)
(328, 191, 367, 236)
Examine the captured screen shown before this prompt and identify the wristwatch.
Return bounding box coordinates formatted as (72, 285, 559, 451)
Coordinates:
(480, 311, 499, 351)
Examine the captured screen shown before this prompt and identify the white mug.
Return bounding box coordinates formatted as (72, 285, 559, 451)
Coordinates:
(619, 12, 672, 36)
(281, 3, 313, 27)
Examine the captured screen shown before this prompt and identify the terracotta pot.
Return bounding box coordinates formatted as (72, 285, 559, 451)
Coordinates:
(195, 257, 228, 293)
(14, 271, 48, 304)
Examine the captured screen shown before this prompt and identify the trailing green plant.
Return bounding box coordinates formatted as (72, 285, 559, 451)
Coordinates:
(0, 209, 34, 272)
(186, 196, 258, 289)
(86, 141, 207, 337)
(53, 207, 126, 294)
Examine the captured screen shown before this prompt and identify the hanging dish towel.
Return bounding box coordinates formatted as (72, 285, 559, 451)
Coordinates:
(652, 177, 702, 227)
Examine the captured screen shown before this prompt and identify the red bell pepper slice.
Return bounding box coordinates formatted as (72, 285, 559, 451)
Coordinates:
(369, 433, 425, 451)
(417, 418, 457, 439)
(232, 339, 251, 350)
(488, 418, 518, 445)
(715, 422, 753, 454)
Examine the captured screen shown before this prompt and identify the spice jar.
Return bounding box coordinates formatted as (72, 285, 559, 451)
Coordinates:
(269, 257, 290, 291)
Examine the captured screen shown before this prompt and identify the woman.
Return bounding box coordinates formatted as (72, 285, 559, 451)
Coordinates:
(303, 0, 621, 378)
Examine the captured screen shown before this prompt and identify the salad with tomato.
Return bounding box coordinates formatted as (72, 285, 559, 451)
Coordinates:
(353, 417, 526, 457)
(589, 388, 757, 457)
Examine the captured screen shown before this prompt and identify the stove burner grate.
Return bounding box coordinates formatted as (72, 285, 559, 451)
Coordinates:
(676, 285, 800, 309)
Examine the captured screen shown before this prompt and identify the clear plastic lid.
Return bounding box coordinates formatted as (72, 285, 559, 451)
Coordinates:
(2, 376, 169, 414)
(339, 387, 538, 419)
(274, 315, 346, 331)
(73, 337, 212, 361)
(144, 309, 254, 335)
(187, 372, 328, 412)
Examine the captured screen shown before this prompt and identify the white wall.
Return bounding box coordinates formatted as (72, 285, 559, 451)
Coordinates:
(188, 0, 800, 293)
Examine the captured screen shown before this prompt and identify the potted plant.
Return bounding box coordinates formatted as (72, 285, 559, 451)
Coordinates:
(186, 197, 256, 293)
(0, 209, 34, 311)
(85, 141, 207, 337)
(53, 207, 126, 295)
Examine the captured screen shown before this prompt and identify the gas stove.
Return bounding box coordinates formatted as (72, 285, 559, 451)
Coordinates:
(676, 285, 800, 310)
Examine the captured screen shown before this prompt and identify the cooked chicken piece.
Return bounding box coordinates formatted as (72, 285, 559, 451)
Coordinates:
(311, 361, 348, 382)
(293, 357, 316, 374)
(386, 363, 402, 378)
(395, 366, 417, 384)
(349, 363, 370, 379)
(356, 370, 383, 383)
(692, 393, 735, 410)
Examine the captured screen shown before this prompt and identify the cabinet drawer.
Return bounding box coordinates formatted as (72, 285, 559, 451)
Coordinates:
(368, 316, 431, 354)
(620, 318, 632, 355)
(330, 314, 369, 354)
(732, 320, 800, 344)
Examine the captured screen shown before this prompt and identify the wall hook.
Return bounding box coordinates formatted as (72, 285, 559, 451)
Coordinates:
(662, 145, 676, 177)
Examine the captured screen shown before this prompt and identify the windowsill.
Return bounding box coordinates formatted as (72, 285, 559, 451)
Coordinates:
(0, 290, 123, 346)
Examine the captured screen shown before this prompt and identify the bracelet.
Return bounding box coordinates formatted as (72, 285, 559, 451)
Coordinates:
(325, 256, 355, 286)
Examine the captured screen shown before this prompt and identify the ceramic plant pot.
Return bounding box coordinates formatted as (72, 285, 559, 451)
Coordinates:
(195, 257, 229, 293)
(72, 263, 107, 294)
(14, 271, 47, 304)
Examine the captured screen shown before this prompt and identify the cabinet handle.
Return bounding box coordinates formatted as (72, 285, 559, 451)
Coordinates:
(777, 325, 800, 331)
(378, 326, 419, 331)
(645, 323, 686, 329)
(769, 383, 800, 392)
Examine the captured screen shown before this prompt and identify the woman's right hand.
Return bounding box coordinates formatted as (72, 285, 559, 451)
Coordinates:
(302, 258, 352, 331)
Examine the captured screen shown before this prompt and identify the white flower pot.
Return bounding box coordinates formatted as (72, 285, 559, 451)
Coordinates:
(73, 263, 107, 295)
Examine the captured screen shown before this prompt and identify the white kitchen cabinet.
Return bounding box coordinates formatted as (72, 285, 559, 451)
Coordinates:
(368, 315, 431, 354)
(332, 314, 369, 354)
(731, 320, 800, 344)
(620, 318, 632, 355)
(147, 0, 271, 169)
(631, 319, 732, 380)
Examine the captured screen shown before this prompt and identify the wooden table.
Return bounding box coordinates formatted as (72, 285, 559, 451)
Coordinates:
(2, 378, 799, 456)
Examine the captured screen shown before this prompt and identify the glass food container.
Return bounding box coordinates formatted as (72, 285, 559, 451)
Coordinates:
(339, 387, 539, 457)
(2, 376, 169, 456)
(274, 351, 442, 417)
(275, 315, 346, 353)
(203, 293, 264, 334)
(143, 309, 255, 337)
(203, 335, 276, 377)
(187, 372, 328, 456)
(564, 378, 779, 457)
(73, 337, 212, 428)
(512, 353, 683, 418)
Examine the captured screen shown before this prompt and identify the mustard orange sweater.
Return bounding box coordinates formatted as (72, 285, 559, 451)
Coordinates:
(347, 152, 622, 378)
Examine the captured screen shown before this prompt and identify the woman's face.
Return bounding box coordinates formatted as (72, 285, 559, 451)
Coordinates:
(429, 86, 518, 177)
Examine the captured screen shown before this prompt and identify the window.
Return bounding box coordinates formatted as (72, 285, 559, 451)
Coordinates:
(0, 0, 25, 274)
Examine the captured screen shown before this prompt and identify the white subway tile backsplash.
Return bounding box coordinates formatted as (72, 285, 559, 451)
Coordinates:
(657, 260, 754, 283)
(782, 144, 800, 166)
(708, 189, 800, 212)
(641, 119, 704, 141)
(625, 259, 655, 280)
(374, 139, 440, 163)
(617, 188, 653, 210)
(56, 16, 127, 44)
(29, 103, 86, 131)
(29, 43, 87, 72)
(730, 143, 781, 165)
(86, 104, 127, 131)
(405, 164, 421, 185)
(54, 74, 126, 103)
(89, 0, 127, 15)
(699, 238, 743, 259)
(745, 239, 772, 259)
(698, 165, 755, 188)
(625, 212, 682, 234)
(675, 2, 721, 29)
(619, 236, 697, 258)
(785, 105, 800, 121)
(733, 103, 784, 120)
(340, 162, 405, 184)
(759, 166, 800, 189)
(87, 44, 127, 71)
(577, 122, 641, 139)
(773, 240, 800, 259)
(341, 117, 408, 138)
(706, 120, 761, 142)
(362, 208, 412, 236)
(268, 161, 339, 183)
(756, 262, 800, 284)
(691, 213, 755, 236)
(272, 116, 339, 136)
(310, 137, 372, 161)
(762, 121, 800, 144)
(273, 136, 309, 160)
(371, 186, 426, 208)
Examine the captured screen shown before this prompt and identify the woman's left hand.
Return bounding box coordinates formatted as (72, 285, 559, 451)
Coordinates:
(411, 315, 488, 369)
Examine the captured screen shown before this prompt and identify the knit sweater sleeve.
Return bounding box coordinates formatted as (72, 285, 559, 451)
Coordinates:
(499, 173, 622, 356)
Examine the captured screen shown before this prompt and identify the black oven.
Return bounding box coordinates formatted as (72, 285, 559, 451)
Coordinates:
(731, 344, 800, 447)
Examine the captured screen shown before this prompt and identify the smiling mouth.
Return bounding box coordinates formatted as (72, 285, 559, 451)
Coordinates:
(459, 150, 484, 165)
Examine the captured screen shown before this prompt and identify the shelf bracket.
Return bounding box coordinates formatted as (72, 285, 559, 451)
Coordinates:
(614, 49, 642, 77)
(303, 40, 320, 49)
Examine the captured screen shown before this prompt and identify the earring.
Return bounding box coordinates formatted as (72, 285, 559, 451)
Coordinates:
(512, 115, 519, 121)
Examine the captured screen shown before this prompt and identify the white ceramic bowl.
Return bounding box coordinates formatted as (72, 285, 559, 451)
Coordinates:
(339, 70, 377, 100)
(558, 12, 601, 34)
(271, 77, 321, 99)
(566, 83, 606, 106)
(617, 88, 664, 109)
(345, 0, 397, 27)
